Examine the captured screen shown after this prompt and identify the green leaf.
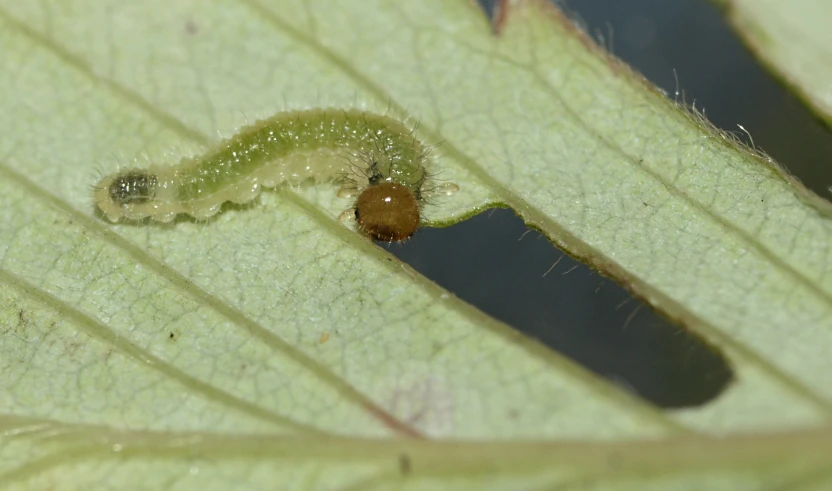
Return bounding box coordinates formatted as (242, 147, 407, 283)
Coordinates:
(0, 0, 831, 489)
(718, 0, 832, 125)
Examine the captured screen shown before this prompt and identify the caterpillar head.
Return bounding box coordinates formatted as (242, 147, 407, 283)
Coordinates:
(354, 182, 420, 242)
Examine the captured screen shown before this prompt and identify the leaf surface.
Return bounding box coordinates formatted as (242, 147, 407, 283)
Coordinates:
(720, 0, 832, 124)
(0, 0, 831, 489)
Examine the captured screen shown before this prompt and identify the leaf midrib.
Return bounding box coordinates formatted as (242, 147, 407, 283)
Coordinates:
(4, 414, 832, 482)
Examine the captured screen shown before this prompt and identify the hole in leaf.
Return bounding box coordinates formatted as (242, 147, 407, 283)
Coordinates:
(385, 209, 734, 409)
(451, 0, 832, 408)
(556, 0, 832, 198)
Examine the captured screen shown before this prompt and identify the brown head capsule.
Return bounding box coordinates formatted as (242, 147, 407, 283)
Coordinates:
(354, 182, 420, 242)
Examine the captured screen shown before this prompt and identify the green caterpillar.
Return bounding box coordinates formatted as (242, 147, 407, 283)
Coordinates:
(94, 109, 454, 241)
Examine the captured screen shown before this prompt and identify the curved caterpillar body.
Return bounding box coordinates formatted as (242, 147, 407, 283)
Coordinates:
(94, 109, 447, 241)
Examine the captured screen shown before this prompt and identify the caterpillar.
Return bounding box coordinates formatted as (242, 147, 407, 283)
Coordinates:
(93, 109, 456, 242)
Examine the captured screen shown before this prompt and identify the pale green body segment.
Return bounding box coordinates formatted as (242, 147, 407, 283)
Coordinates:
(94, 109, 430, 222)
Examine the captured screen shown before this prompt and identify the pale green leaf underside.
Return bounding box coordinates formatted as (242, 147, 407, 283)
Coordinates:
(720, 0, 832, 124)
(0, 0, 831, 489)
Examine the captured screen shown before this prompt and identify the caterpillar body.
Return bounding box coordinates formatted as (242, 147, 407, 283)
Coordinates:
(93, 109, 453, 241)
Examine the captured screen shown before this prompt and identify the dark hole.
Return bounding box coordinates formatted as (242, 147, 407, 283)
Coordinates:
(560, 0, 832, 197)
(386, 0, 832, 407)
(385, 209, 733, 408)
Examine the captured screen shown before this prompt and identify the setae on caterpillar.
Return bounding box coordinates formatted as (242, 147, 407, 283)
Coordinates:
(93, 109, 457, 242)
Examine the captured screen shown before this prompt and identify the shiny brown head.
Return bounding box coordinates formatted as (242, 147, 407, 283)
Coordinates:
(354, 182, 420, 242)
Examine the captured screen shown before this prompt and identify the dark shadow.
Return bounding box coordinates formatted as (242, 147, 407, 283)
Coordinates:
(378, 0, 832, 408)
(561, 0, 832, 196)
(385, 209, 733, 408)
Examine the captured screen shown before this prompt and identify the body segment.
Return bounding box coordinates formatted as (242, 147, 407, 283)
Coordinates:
(94, 109, 430, 229)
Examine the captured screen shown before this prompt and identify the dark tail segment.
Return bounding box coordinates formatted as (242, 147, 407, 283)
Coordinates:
(108, 171, 158, 205)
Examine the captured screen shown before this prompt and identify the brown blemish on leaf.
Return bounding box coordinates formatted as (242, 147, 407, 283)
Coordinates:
(387, 376, 456, 436)
(360, 401, 424, 439)
(185, 19, 199, 35)
(491, 0, 510, 34)
(399, 453, 412, 476)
